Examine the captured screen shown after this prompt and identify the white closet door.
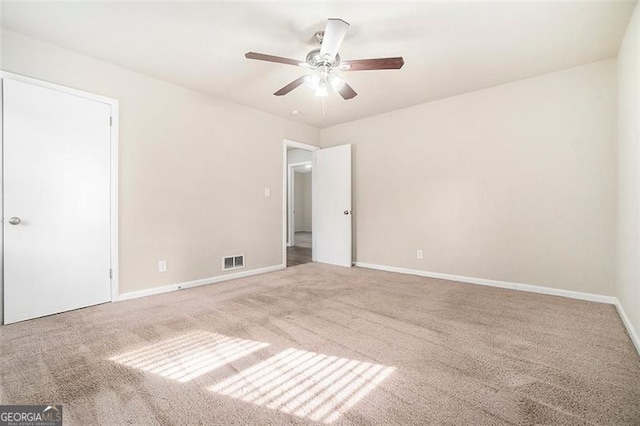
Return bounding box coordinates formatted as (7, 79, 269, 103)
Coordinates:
(312, 144, 352, 267)
(3, 78, 112, 324)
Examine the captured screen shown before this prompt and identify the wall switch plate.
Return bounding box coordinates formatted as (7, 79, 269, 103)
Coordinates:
(158, 260, 167, 272)
(417, 250, 423, 259)
(264, 188, 271, 197)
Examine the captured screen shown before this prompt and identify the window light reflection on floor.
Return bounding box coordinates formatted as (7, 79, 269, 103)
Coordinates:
(208, 348, 395, 423)
(109, 331, 269, 383)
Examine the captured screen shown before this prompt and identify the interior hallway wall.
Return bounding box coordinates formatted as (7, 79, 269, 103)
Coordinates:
(294, 171, 312, 233)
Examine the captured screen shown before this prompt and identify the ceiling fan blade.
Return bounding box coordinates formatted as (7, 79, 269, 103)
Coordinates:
(341, 57, 405, 71)
(274, 76, 307, 96)
(320, 18, 350, 61)
(245, 52, 302, 67)
(337, 82, 357, 100)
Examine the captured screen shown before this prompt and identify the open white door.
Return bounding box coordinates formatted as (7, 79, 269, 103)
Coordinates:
(312, 144, 352, 267)
(3, 77, 113, 324)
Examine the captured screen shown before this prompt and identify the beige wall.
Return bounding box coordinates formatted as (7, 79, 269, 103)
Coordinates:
(294, 171, 312, 232)
(1, 30, 320, 294)
(322, 59, 617, 295)
(616, 4, 639, 341)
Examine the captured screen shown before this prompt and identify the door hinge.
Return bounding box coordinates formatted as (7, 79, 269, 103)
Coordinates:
(109, 116, 113, 126)
(109, 269, 113, 279)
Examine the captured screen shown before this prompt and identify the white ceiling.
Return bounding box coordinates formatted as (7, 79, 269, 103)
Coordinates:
(1, 1, 635, 128)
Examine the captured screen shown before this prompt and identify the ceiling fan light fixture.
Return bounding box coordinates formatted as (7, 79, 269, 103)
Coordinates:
(330, 74, 345, 91)
(305, 74, 320, 90)
(315, 81, 329, 97)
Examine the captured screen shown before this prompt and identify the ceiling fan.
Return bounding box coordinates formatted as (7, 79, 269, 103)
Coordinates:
(245, 18, 404, 100)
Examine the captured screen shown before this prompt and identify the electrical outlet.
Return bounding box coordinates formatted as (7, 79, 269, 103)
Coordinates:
(158, 260, 167, 273)
(264, 187, 271, 197)
(416, 250, 423, 259)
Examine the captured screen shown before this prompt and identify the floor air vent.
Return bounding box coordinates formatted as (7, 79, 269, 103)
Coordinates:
(222, 254, 245, 271)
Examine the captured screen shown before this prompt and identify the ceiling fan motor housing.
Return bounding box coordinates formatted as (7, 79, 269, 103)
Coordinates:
(305, 48, 341, 69)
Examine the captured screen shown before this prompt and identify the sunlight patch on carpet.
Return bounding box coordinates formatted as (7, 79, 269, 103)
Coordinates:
(208, 348, 395, 423)
(109, 331, 269, 383)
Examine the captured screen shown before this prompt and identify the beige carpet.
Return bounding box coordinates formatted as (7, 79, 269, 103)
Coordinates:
(1, 263, 639, 425)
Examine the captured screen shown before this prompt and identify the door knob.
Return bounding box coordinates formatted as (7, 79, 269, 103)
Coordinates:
(8, 217, 21, 225)
(343, 210, 351, 215)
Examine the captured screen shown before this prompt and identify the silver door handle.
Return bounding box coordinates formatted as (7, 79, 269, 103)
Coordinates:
(8, 217, 21, 225)
(344, 210, 351, 215)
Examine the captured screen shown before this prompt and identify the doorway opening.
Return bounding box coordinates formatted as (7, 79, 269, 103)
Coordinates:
(282, 140, 352, 269)
(288, 162, 312, 266)
(283, 140, 318, 268)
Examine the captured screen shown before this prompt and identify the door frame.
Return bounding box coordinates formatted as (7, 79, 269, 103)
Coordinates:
(287, 161, 312, 247)
(0, 71, 120, 323)
(282, 139, 319, 266)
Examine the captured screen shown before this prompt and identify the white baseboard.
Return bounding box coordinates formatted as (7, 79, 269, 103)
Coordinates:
(355, 262, 617, 304)
(116, 264, 285, 302)
(613, 299, 640, 355)
(355, 262, 640, 355)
